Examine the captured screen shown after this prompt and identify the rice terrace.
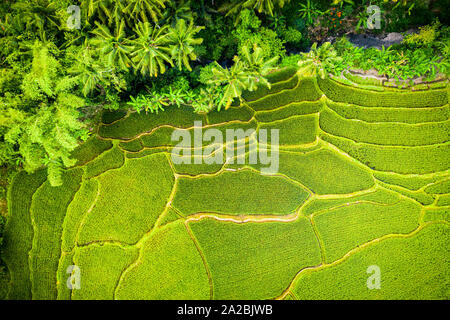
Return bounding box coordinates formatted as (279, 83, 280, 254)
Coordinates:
(0, 0, 449, 302)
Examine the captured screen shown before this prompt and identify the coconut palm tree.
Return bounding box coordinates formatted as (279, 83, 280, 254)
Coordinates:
(297, 42, 343, 79)
(129, 22, 173, 77)
(123, 0, 168, 24)
(166, 19, 204, 72)
(223, 0, 290, 17)
(240, 43, 279, 90)
(90, 20, 133, 71)
(208, 57, 253, 109)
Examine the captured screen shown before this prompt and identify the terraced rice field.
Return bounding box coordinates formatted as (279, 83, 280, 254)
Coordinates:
(3, 67, 449, 299)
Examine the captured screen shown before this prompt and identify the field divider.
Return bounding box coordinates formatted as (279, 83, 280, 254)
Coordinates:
(184, 223, 214, 300)
(276, 221, 447, 300)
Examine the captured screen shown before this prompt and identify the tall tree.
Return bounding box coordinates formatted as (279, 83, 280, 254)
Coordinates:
(90, 20, 133, 71)
(223, 0, 291, 17)
(123, 0, 168, 24)
(166, 19, 204, 72)
(129, 22, 173, 77)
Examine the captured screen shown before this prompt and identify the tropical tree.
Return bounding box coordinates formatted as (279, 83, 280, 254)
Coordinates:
(223, 0, 291, 17)
(2, 42, 88, 186)
(166, 19, 204, 72)
(80, 0, 126, 27)
(208, 57, 253, 110)
(297, 42, 343, 78)
(161, 0, 194, 27)
(90, 20, 133, 71)
(68, 46, 125, 97)
(123, 0, 168, 24)
(129, 22, 173, 77)
(240, 43, 279, 90)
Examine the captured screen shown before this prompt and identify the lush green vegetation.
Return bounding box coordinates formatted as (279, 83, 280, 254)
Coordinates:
(0, 0, 448, 300)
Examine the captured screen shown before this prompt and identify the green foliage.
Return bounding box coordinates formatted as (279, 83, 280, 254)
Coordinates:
(129, 22, 172, 77)
(207, 44, 279, 109)
(116, 220, 210, 299)
(166, 19, 204, 72)
(91, 21, 133, 71)
(334, 36, 449, 81)
(1, 41, 89, 186)
(173, 170, 308, 216)
(298, 42, 343, 79)
(123, 0, 168, 24)
(233, 9, 286, 60)
(223, 0, 291, 17)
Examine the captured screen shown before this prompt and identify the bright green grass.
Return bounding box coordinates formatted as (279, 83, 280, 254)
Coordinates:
(422, 208, 449, 223)
(72, 244, 138, 300)
(302, 188, 400, 216)
(99, 105, 206, 139)
(70, 136, 113, 167)
(125, 147, 168, 159)
(29, 168, 83, 300)
(318, 77, 448, 108)
(77, 154, 174, 245)
(116, 220, 210, 300)
(84, 145, 125, 179)
(321, 131, 450, 174)
(159, 207, 182, 227)
(292, 223, 449, 299)
(56, 251, 74, 300)
(314, 198, 421, 263)
(258, 114, 318, 146)
(255, 101, 323, 122)
(373, 171, 447, 191)
(2, 169, 46, 300)
(172, 169, 308, 216)
(102, 109, 128, 125)
(377, 179, 435, 205)
(249, 77, 322, 111)
(275, 150, 375, 194)
(206, 105, 254, 125)
(424, 178, 450, 194)
(242, 73, 299, 101)
(119, 139, 143, 152)
(189, 217, 321, 299)
(3, 68, 449, 301)
(436, 194, 450, 206)
(61, 179, 98, 253)
(140, 120, 259, 149)
(320, 107, 450, 146)
(327, 100, 450, 124)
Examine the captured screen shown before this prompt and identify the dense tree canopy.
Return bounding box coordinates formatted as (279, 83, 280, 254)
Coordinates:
(0, 0, 447, 186)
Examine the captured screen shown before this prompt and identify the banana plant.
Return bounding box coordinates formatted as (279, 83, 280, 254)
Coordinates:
(129, 22, 173, 77)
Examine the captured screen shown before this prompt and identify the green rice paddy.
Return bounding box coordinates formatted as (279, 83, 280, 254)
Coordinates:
(2, 69, 449, 300)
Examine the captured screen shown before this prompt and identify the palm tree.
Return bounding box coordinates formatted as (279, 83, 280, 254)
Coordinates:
(297, 42, 343, 79)
(129, 22, 173, 77)
(166, 19, 204, 72)
(208, 57, 252, 110)
(90, 20, 133, 71)
(240, 43, 279, 90)
(161, 0, 194, 27)
(223, 0, 290, 17)
(11, 0, 60, 39)
(123, 0, 168, 24)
